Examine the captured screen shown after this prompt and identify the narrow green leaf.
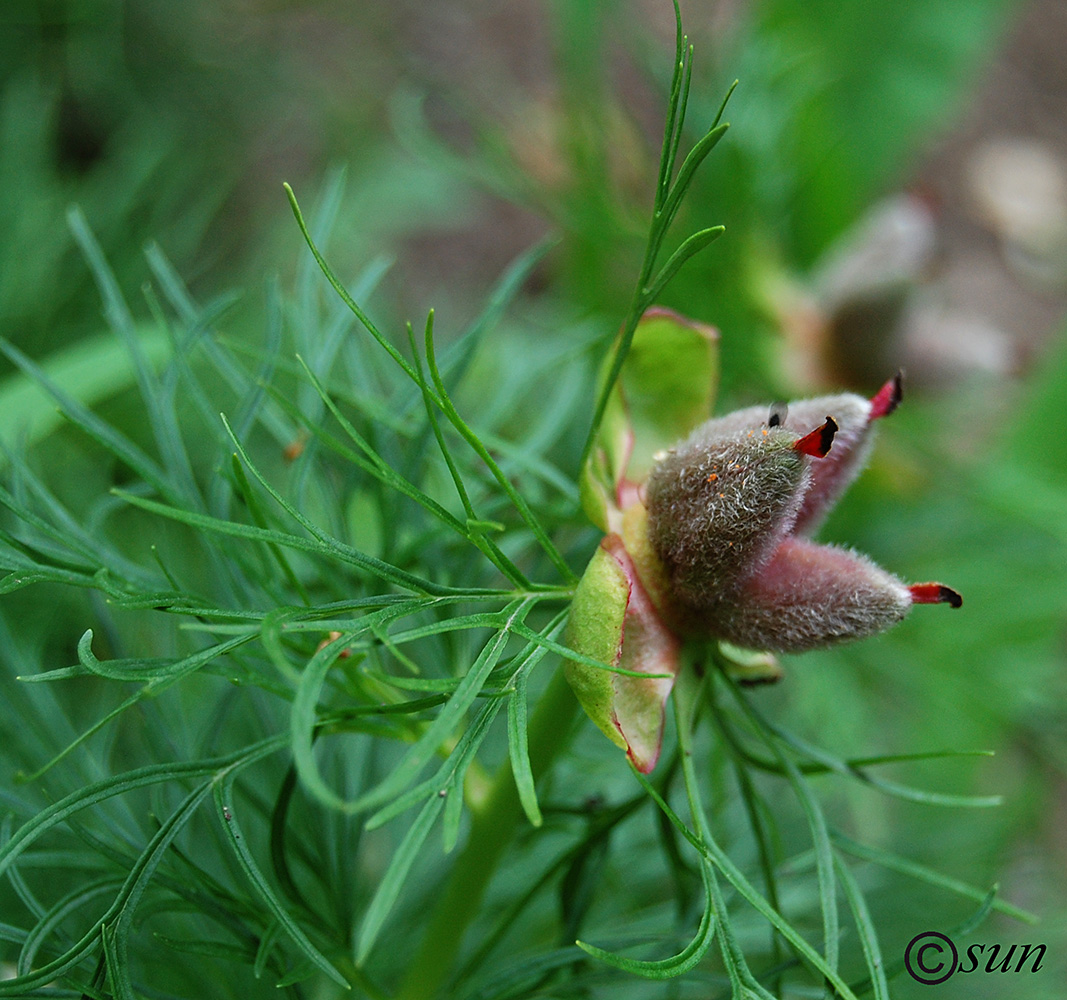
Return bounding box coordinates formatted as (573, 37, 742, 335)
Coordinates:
(719, 672, 1003, 808)
(213, 776, 349, 988)
(253, 919, 284, 980)
(75, 629, 255, 682)
(714, 714, 786, 989)
(655, 0, 687, 204)
(398, 235, 558, 425)
(629, 768, 862, 1000)
(356, 794, 445, 965)
(507, 671, 542, 827)
(114, 488, 466, 597)
(441, 774, 466, 854)
(351, 603, 529, 815)
(361, 670, 462, 694)
(674, 672, 779, 1000)
(284, 183, 429, 391)
(18, 879, 120, 975)
(383, 610, 513, 643)
(706, 856, 778, 1000)
(835, 856, 889, 1000)
(952, 886, 999, 938)
(228, 453, 309, 603)
(16, 685, 150, 784)
(224, 412, 447, 590)
(763, 715, 1002, 808)
(831, 832, 1037, 924)
(0, 923, 27, 946)
(663, 42, 694, 206)
(365, 678, 505, 832)
(291, 355, 471, 538)
(151, 933, 256, 962)
(223, 277, 283, 453)
(422, 316, 576, 582)
(274, 959, 319, 988)
(293, 603, 529, 818)
(0, 328, 170, 459)
(0, 737, 288, 883)
(0, 783, 212, 997)
(143, 242, 295, 446)
(754, 735, 839, 985)
(68, 207, 200, 506)
(0, 481, 102, 574)
(102, 919, 133, 1000)
(290, 623, 427, 816)
(644, 225, 726, 304)
(407, 315, 530, 589)
(577, 849, 715, 977)
(0, 339, 171, 500)
(660, 121, 731, 235)
(0, 451, 155, 586)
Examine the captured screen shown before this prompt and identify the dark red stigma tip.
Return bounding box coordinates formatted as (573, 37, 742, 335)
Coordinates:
(908, 583, 962, 608)
(869, 371, 904, 420)
(793, 416, 838, 458)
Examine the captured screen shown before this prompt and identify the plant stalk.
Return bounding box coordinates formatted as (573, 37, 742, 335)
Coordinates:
(395, 664, 580, 1000)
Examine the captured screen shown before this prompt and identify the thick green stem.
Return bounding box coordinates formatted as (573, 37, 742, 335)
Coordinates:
(395, 665, 580, 1000)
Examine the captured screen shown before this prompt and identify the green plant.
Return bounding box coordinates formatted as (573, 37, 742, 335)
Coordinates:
(0, 5, 1042, 999)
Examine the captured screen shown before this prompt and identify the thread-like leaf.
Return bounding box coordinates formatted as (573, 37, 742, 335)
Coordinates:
(113, 488, 466, 597)
(213, 774, 349, 988)
(356, 794, 445, 964)
(422, 315, 576, 581)
(831, 833, 1036, 924)
(69, 207, 201, 507)
(507, 671, 541, 827)
(577, 851, 715, 977)
(835, 856, 889, 1000)
(629, 768, 862, 1000)
(644, 226, 726, 304)
(0, 738, 287, 883)
(0, 339, 171, 500)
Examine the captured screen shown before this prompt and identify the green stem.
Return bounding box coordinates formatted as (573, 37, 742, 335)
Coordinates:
(395, 665, 580, 1000)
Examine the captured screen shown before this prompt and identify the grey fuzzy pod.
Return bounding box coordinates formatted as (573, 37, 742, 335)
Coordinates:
(705, 538, 912, 652)
(645, 424, 811, 609)
(782, 394, 875, 534)
(681, 393, 877, 536)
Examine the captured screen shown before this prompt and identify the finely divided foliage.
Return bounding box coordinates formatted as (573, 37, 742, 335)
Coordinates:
(0, 4, 1029, 999)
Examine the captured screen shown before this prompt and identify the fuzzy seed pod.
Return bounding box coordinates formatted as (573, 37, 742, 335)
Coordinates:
(642, 372, 959, 654)
(789, 373, 903, 534)
(662, 373, 903, 538)
(645, 417, 835, 609)
(703, 537, 913, 652)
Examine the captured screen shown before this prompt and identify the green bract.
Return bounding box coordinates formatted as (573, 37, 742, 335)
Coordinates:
(564, 537, 680, 773)
(581, 308, 719, 533)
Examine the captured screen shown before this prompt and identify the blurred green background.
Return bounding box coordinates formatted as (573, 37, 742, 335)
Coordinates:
(2, 0, 1066, 996)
